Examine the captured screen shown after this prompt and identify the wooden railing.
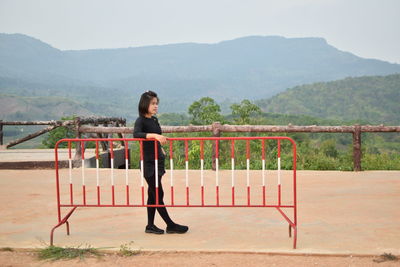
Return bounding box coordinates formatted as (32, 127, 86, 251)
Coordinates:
(1, 118, 399, 171)
(79, 122, 400, 172)
(0, 117, 126, 151)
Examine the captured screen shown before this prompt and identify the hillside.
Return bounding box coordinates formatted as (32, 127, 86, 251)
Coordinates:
(0, 95, 94, 121)
(1, 33, 400, 118)
(256, 74, 400, 124)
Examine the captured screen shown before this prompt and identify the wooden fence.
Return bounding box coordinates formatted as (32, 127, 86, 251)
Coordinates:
(0, 117, 126, 151)
(79, 121, 400, 172)
(1, 118, 399, 171)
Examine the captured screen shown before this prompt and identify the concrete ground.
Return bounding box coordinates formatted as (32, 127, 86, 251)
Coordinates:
(0, 169, 399, 256)
(0, 149, 96, 162)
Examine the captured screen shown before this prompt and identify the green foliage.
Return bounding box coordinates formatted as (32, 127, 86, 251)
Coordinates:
(118, 241, 141, 256)
(320, 139, 338, 158)
(129, 141, 141, 169)
(0, 247, 13, 252)
(41, 116, 97, 149)
(230, 99, 261, 124)
(188, 97, 224, 125)
(42, 116, 76, 148)
(38, 245, 102, 261)
(257, 74, 400, 125)
(373, 253, 399, 263)
(158, 113, 190, 126)
(362, 153, 400, 170)
(0, 94, 94, 121)
(136, 104, 400, 170)
(6, 90, 398, 170)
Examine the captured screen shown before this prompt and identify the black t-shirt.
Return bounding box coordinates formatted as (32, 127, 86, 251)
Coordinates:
(133, 115, 165, 177)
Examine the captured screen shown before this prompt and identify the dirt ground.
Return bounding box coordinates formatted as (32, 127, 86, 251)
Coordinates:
(1, 250, 399, 267)
(0, 149, 96, 162)
(0, 169, 399, 266)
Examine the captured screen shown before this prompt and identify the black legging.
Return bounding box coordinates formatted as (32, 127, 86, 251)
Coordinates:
(145, 174, 174, 227)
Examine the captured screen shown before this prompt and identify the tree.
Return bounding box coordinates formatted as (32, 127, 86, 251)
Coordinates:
(42, 116, 75, 148)
(188, 97, 223, 125)
(230, 99, 261, 124)
(320, 139, 338, 158)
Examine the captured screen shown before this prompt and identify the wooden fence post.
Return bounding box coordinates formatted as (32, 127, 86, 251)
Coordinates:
(353, 124, 362, 171)
(0, 120, 3, 146)
(74, 117, 82, 160)
(115, 121, 125, 146)
(94, 122, 107, 151)
(212, 122, 221, 171)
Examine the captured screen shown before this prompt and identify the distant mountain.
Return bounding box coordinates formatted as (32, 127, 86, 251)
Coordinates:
(0, 94, 94, 121)
(1, 33, 400, 120)
(256, 74, 400, 124)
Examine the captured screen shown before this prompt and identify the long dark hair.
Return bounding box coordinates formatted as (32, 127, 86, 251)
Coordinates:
(138, 91, 159, 117)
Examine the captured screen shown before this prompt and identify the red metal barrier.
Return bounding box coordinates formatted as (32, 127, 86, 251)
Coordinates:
(50, 136, 297, 248)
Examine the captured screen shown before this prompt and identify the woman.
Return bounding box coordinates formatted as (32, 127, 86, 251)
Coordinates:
(134, 90, 189, 234)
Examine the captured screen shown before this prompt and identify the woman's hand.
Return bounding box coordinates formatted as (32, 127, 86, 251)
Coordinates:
(146, 133, 167, 145)
(155, 134, 167, 145)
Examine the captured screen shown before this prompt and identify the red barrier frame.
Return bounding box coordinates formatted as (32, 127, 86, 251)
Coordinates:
(50, 136, 297, 248)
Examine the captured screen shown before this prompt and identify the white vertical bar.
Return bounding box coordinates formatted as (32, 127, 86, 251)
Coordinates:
(246, 158, 250, 187)
(170, 158, 174, 186)
(216, 158, 219, 186)
(140, 160, 144, 187)
(185, 160, 189, 187)
(96, 159, 99, 186)
(262, 159, 265, 186)
(81, 159, 85, 186)
(231, 158, 235, 187)
(201, 159, 204, 187)
(68, 159, 72, 184)
(278, 157, 281, 185)
(125, 159, 129, 185)
(155, 159, 158, 188)
(111, 158, 114, 186)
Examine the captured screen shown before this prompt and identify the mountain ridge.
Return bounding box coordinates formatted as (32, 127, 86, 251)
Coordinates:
(256, 73, 400, 124)
(1, 33, 400, 119)
(2, 33, 399, 86)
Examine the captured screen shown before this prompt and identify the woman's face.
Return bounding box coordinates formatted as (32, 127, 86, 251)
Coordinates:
(147, 97, 158, 116)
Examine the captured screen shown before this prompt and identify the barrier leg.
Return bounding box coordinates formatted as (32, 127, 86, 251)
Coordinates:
(66, 221, 70, 235)
(275, 207, 297, 249)
(50, 207, 77, 246)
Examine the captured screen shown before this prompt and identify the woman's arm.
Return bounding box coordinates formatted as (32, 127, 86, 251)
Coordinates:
(146, 133, 167, 145)
(133, 118, 167, 145)
(133, 117, 147, 138)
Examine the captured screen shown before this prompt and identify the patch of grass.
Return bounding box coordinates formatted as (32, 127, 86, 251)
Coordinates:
(373, 253, 398, 263)
(0, 247, 14, 252)
(38, 245, 103, 261)
(118, 241, 141, 257)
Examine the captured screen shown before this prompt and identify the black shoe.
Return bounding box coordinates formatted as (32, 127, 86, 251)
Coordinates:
(166, 223, 189, 234)
(145, 224, 164, 234)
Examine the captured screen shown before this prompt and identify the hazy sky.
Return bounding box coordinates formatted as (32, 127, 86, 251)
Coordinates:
(1, 0, 399, 63)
